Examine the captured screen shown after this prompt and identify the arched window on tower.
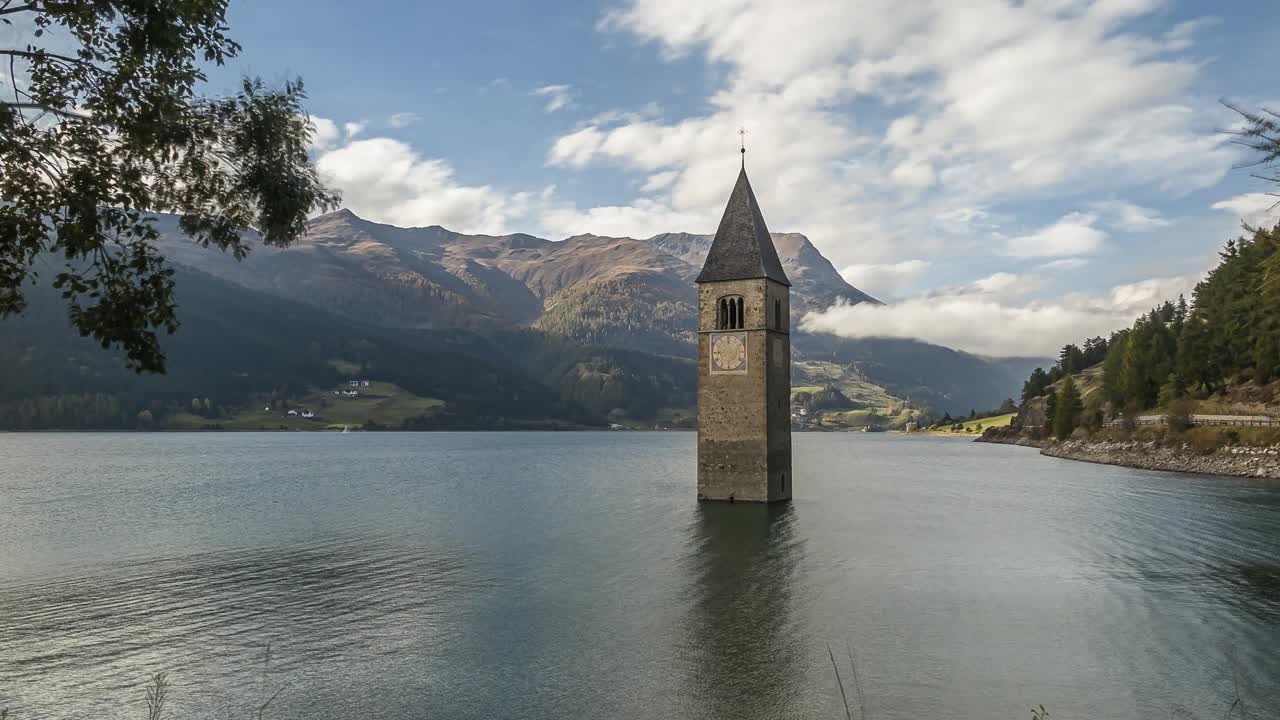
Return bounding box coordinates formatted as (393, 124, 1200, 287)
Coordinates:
(774, 299, 781, 330)
(717, 295, 745, 329)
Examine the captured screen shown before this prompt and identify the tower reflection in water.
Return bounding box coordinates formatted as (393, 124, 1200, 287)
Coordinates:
(677, 501, 811, 719)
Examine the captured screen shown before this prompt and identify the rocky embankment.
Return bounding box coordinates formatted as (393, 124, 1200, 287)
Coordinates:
(977, 420, 1280, 479)
(1041, 439, 1280, 479)
(975, 425, 1044, 448)
(975, 398, 1047, 448)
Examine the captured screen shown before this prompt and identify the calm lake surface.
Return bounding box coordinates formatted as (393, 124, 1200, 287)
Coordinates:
(1, 432, 1278, 719)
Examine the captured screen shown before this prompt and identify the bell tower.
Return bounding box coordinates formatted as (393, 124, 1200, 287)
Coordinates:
(695, 157, 792, 503)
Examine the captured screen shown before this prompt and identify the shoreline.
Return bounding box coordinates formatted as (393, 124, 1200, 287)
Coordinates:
(978, 428, 1280, 480)
(1041, 438, 1280, 480)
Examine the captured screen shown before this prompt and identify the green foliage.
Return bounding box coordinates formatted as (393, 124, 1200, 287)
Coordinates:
(1081, 406, 1104, 432)
(1176, 227, 1280, 392)
(0, 392, 135, 429)
(1022, 367, 1050, 404)
(1186, 426, 1228, 455)
(534, 275, 694, 356)
(1022, 337, 1108, 407)
(1166, 397, 1196, 434)
(1110, 308, 1178, 408)
(1224, 99, 1280, 320)
(1052, 375, 1082, 440)
(0, 267, 602, 430)
(1, 1, 337, 372)
(1028, 224, 1280, 419)
(792, 384, 856, 412)
(928, 411, 1017, 434)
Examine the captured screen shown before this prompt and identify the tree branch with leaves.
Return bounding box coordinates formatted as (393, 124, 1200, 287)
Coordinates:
(0, 0, 338, 372)
(1221, 100, 1280, 294)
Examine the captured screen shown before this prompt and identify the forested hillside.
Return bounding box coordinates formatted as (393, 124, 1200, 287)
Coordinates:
(0, 268, 694, 430)
(1015, 223, 1280, 438)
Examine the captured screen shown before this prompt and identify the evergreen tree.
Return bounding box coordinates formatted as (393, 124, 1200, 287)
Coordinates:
(1101, 331, 1129, 409)
(1082, 336, 1109, 366)
(1058, 344, 1086, 374)
(1022, 367, 1051, 404)
(1053, 376, 1083, 440)
(1043, 391, 1058, 435)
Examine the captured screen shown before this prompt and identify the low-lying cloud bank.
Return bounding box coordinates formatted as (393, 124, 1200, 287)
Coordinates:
(800, 274, 1199, 358)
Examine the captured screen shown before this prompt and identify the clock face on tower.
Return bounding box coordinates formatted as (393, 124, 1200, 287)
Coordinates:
(710, 332, 748, 374)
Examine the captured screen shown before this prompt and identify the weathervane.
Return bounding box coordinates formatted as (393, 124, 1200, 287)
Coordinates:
(738, 127, 747, 168)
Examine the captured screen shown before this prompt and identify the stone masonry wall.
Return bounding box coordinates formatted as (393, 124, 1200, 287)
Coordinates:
(697, 278, 791, 502)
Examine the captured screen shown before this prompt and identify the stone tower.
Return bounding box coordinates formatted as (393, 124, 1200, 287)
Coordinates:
(696, 163, 792, 503)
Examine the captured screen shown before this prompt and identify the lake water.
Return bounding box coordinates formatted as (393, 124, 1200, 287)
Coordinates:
(1, 432, 1278, 719)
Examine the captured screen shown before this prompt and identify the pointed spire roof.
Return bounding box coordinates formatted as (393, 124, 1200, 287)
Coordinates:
(696, 167, 791, 286)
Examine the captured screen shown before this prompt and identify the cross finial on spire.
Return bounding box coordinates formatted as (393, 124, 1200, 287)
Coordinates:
(738, 127, 747, 168)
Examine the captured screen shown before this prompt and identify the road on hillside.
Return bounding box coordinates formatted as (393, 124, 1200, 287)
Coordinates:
(1128, 414, 1278, 427)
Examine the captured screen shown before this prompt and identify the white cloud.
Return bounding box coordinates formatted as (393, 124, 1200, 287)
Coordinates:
(970, 271, 1044, 297)
(315, 138, 537, 235)
(1002, 212, 1107, 258)
(388, 112, 422, 128)
(1212, 192, 1279, 226)
(1039, 257, 1090, 271)
(545, 0, 1237, 271)
(343, 121, 367, 139)
(307, 117, 341, 151)
(549, 127, 606, 168)
(588, 102, 663, 126)
(889, 160, 936, 189)
(839, 260, 931, 299)
(931, 206, 1004, 236)
(539, 196, 711, 239)
(533, 84, 575, 113)
(801, 273, 1200, 357)
(641, 170, 680, 193)
(1090, 200, 1172, 231)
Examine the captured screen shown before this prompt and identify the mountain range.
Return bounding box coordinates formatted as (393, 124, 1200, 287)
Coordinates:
(148, 210, 878, 355)
(0, 209, 1043, 430)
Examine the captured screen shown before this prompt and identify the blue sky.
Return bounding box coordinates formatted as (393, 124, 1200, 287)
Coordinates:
(208, 0, 1280, 355)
